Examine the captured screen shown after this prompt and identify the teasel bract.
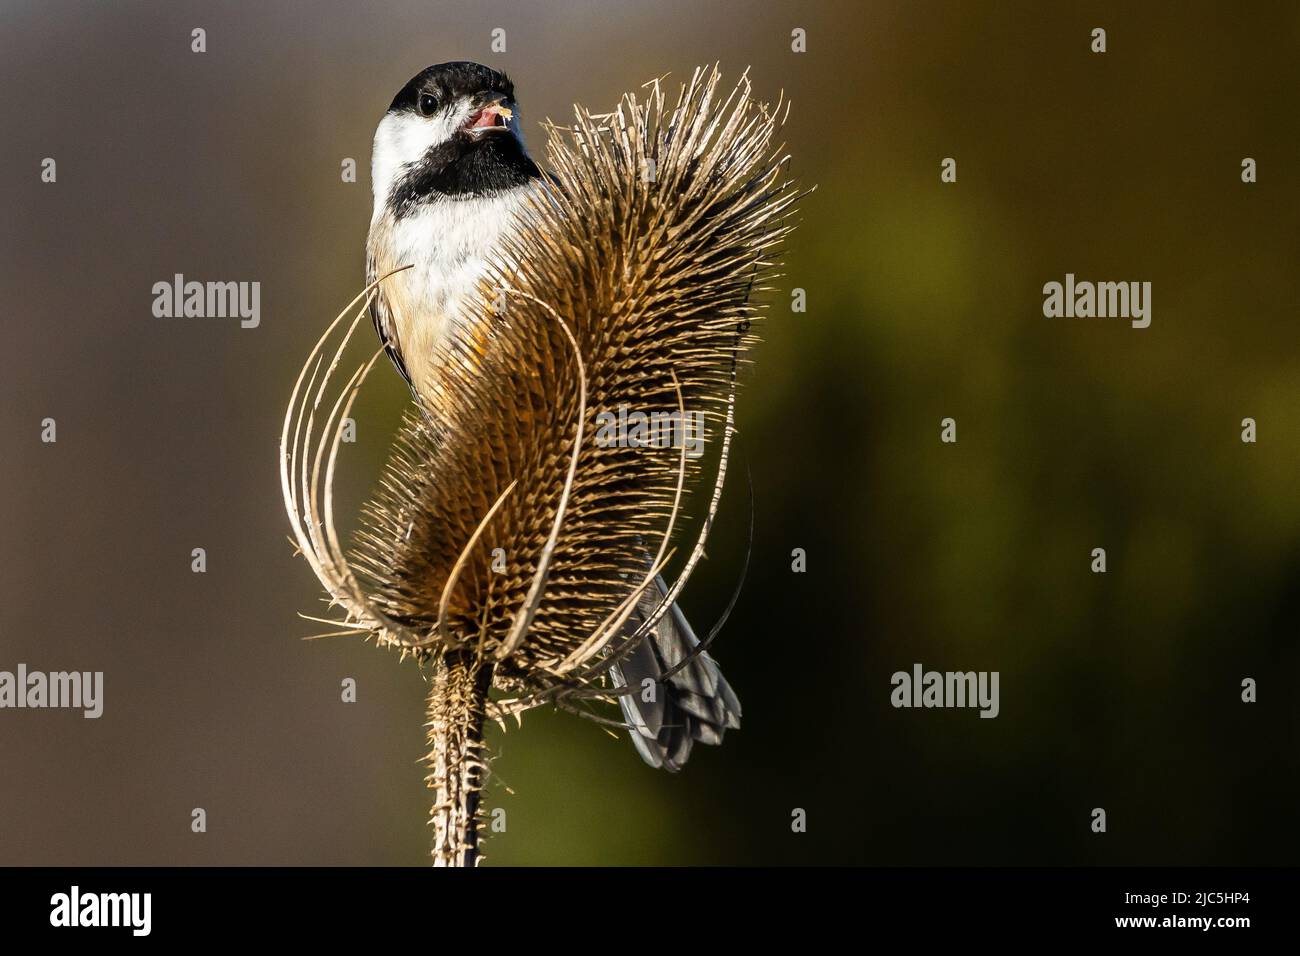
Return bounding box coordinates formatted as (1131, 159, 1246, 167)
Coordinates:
(280, 66, 803, 865)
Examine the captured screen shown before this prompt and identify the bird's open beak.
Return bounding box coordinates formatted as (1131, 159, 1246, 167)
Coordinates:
(464, 92, 514, 137)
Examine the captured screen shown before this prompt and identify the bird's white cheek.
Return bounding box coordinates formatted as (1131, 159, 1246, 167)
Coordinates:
(370, 109, 466, 217)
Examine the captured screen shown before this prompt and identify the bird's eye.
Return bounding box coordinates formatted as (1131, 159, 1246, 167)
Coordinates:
(418, 92, 438, 116)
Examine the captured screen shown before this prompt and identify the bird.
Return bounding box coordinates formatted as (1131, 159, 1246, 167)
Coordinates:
(364, 61, 742, 772)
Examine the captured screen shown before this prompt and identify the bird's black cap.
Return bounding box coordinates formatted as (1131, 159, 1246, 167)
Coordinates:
(388, 61, 516, 114)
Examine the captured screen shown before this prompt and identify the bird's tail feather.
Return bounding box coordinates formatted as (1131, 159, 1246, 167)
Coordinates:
(610, 576, 741, 771)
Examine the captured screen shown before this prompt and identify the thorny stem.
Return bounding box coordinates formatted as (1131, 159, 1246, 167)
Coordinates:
(425, 653, 493, 867)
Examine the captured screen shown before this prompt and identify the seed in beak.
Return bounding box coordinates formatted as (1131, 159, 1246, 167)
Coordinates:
(468, 105, 509, 131)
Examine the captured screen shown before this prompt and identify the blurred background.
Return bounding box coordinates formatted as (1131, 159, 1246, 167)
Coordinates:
(1, 0, 1297, 865)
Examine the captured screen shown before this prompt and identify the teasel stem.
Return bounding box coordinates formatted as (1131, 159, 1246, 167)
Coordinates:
(425, 652, 493, 867)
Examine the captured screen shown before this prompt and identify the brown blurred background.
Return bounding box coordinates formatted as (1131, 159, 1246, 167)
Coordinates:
(1, 0, 1297, 865)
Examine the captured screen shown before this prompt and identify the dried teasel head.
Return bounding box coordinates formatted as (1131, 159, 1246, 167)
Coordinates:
(281, 66, 804, 864)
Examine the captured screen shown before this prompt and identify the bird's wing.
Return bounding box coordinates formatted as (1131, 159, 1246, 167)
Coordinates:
(366, 249, 414, 391)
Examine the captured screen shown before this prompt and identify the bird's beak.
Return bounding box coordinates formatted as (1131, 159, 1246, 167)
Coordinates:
(464, 91, 514, 137)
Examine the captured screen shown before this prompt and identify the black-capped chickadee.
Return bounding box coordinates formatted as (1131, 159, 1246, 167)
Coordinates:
(365, 62, 740, 771)
(366, 61, 540, 398)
